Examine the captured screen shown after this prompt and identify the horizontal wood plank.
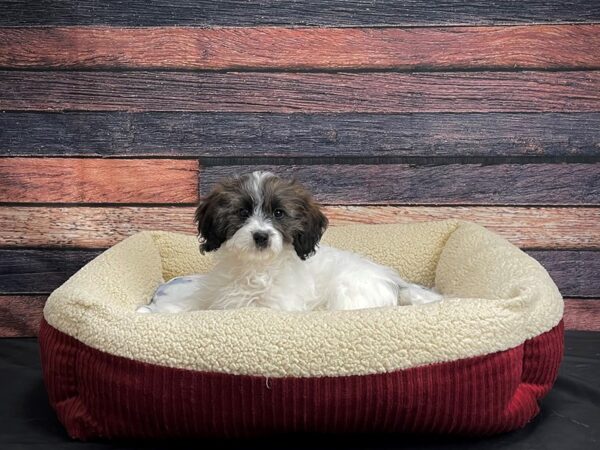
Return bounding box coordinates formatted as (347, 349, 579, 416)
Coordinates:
(0, 249, 102, 294)
(201, 164, 600, 205)
(0, 295, 44, 337)
(1, 1, 598, 26)
(0, 248, 596, 297)
(2, 112, 599, 158)
(1, 206, 598, 250)
(563, 299, 600, 332)
(0, 158, 199, 204)
(2, 71, 599, 113)
(325, 206, 600, 249)
(1, 296, 596, 337)
(527, 250, 600, 298)
(2, 25, 599, 70)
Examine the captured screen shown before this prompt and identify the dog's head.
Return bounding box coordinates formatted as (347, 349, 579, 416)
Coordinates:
(195, 172, 328, 260)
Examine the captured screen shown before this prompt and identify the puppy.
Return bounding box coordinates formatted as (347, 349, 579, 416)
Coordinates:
(137, 172, 442, 313)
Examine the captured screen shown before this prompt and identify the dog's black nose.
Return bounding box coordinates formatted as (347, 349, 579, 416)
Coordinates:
(252, 231, 269, 248)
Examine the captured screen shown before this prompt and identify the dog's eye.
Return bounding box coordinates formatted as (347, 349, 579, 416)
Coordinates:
(273, 209, 285, 219)
(238, 208, 250, 219)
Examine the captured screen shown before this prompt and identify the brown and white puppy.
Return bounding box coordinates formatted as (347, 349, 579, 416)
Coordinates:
(137, 171, 442, 313)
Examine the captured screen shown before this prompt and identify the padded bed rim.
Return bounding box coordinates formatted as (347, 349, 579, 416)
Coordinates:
(42, 222, 564, 377)
(39, 319, 564, 440)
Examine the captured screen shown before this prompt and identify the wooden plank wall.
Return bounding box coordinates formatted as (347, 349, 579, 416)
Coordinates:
(0, 1, 599, 337)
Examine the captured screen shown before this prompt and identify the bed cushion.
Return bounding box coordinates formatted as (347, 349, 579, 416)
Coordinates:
(39, 220, 564, 439)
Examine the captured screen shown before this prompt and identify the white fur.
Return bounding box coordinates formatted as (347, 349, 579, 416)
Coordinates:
(138, 243, 442, 314)
(138, 172, 442, 313)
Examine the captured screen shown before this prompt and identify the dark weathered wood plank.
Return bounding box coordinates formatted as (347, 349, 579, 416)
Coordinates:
(0, 295, 44, 337)
(201, 164, 600, 205)
(2, 25, 599, 70)
(2, 71, 599, 113)
(564, 299, 600, 332)
(0, 158, 199, 204)
(1, 1, 598, 26)
(527, 250, 600, 298)
(2, 112, 599, 158)
(1, 297, 596, 337)
(1, 206, 598, 250)
(0, 248, 597, 297)
(0, 249, 102, 294)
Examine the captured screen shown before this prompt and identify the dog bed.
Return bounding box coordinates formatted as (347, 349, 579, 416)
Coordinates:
(39, 220, 564, 440)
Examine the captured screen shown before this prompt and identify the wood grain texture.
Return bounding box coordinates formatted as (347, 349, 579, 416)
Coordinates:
(2, 112, 600, 158)
(527, 250, 600, 298)
(1, 206, 599, 250)
(201, 164, 600, 205)
(0, 295, 44, 337)
(2, 71, 599, 113)
(0, 249, 102, 294)
(325, 206, 600, 249)
(563, 299, 600, 332)
(0, 248, 596, 297)
(1, 1, 598, 26)
(1, 297, 597, 337)
(0, 158, 198, 204)
(2, 25, 599, 70)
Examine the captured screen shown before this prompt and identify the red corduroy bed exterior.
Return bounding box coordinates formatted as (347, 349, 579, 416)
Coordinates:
(40, 319, 563, 439)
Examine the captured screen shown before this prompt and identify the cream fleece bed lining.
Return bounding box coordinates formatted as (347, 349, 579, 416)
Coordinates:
(43, 220, 563, 378)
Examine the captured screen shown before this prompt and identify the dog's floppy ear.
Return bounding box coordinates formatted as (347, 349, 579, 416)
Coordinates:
(292, 184, 329, 260)
(194, 191, 227, 253)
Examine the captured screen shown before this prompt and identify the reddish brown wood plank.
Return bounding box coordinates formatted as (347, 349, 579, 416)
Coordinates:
(0, 295, 44, 337)
(564, 299, 600, 332)
(0, 206, 196, 247)
(0, 158, 199, 204)
(325, 206, 600, 249)
(1, 71, 599, 112)
(1, 25, 599, 70)
(202, 164, 600, 205)
(0, 206, 598, 250)
(1, 296, 596, 337)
